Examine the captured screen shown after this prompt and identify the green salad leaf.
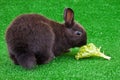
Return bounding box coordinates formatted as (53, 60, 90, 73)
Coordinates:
(75, 43, 111, 60)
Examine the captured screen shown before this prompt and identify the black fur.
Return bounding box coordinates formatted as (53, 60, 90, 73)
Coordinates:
(5, 8, 87, 69)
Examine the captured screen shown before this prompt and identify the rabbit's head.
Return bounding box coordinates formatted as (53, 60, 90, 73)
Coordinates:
(64, 8, 87, 47)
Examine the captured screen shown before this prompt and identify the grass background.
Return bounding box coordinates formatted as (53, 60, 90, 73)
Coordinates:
(0, 0, 120, 80)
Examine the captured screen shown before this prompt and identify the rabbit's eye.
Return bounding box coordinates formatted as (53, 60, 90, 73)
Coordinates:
(75, 31, 82, 35)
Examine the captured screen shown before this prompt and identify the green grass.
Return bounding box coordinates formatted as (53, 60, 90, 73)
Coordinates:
(0, 0, 120, 80)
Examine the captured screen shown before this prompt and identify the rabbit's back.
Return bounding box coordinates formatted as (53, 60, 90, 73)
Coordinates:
(6, 14, 55, 55)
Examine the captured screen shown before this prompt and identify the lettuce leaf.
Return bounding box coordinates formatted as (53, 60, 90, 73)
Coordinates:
(75, 43, 111, 60)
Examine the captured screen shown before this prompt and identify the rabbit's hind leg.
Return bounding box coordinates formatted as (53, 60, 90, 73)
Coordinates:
(35, 50, 55, 65)
(9, 53, 19, 65)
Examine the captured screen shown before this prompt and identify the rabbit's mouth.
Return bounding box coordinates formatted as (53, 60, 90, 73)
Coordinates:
(72, 42, 86, 48)
(77, 40, 87, 47)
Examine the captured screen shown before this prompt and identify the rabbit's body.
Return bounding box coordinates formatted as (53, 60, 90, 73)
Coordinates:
(6, 8, 87, 69)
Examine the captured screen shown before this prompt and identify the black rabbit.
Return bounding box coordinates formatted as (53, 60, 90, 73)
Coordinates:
(5, 8, 87, 69)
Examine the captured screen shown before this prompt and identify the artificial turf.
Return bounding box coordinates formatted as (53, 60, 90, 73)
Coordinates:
(0, 0, 120, 80)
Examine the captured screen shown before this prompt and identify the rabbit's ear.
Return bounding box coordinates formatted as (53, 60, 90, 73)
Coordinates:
(64, 8, 74, 27)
